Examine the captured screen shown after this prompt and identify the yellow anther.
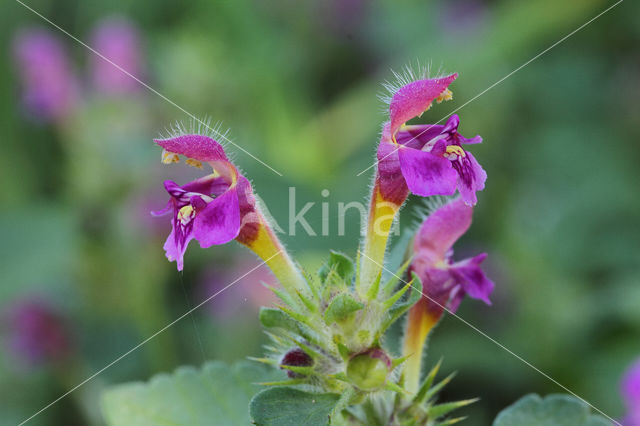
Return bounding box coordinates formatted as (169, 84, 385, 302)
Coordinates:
(436, 89, 453, 103)
(161, 149, 180, 164)
(445, 145, 466, 157)
(177, 205, 195, 224)
(185, 158, 203, 169)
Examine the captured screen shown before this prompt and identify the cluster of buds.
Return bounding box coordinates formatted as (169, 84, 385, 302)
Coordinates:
(153, 66, 494, 423)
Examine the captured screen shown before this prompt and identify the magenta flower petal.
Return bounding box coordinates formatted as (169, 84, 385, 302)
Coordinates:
(154, 134, 229, 163)
(397, 145, 458, 197)
(163, 226, 194, 271)
(622, 359, 640, 414)
(453, 151, 486, 206)
(450, 253, 494, 306)
(414, 198, 473, 263)
(389, 73, 457, 136)
(193, 188, 241, 247)
(410, 199, 494, 314)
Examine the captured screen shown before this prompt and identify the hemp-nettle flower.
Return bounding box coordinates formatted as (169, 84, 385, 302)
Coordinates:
(403, 198, 493, 393)
(378, 72, 486, 206)
(410, 198, 494, 315)
(621, 358, 640, 426)
(12, 28, 78, 122)
(90, 16, 145, 94)
(153, 132, 258, 271)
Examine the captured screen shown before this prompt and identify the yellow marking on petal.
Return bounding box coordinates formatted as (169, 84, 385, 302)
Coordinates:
(436, 89, 453, 103)
(177, 205, 195, 224)
(445, 145, 466, 157)
(185, 158, 203, 169)
(161, 149, 180, 164)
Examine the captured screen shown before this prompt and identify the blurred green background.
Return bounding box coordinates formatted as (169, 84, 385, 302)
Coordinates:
(1, 0, 639, 424)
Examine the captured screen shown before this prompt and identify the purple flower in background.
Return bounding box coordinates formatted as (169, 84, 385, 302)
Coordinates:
(6, 299, 72, 365)
(622, 359, 640, 425)
(410, 198, 494, 315)
(377, 72, 487, 206)
(90, 16, 145, 94)
(197, 256, 277, 320)
(12, 28, 78, 122)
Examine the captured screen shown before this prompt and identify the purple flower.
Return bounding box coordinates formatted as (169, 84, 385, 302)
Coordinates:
(377, 73, 486, 206)
(6, 299, 72, 365)
(153, 134, 259, 271)
(90, 16, 144, 94)
(622, 359, 640, 425)
(410, 198, 494, 315)
(12, 28, 78, 122)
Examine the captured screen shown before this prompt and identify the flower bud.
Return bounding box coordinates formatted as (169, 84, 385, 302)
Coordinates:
(346, 348, 392, 391)
(280, 348, 313, 378)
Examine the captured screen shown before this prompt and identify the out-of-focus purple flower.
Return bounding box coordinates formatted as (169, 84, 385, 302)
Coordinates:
(153, 134, 259, 271)
(6, 299, 72, 365)
(440, 0, 488, 35)
(12, 28, 78, 122)
(197, 256, 277, 320)
(90, 16, 145, 94)
(377, 72, 486, 206)
(622, 359, 640, 425)
(410, 198, 494, 315)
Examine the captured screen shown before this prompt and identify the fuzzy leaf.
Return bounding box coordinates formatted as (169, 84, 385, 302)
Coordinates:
(318, 251, 355, 283)
(101, 361, 281, 426)
(249, 387, 340, 426)
(493, 394, 610, 426)
(324, 293, 364, 325)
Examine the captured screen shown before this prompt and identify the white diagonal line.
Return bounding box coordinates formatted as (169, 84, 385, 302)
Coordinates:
(356, 0, 624, 177)
(14, 0, 283, 177)
(18, 252, 281, 425)
(358, 250, 620, 425)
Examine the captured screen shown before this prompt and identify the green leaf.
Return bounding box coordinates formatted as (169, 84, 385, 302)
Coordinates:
(324, 293, 364, 325)
(101, 360, 281, 426)
(493, 394, 611, 426)
(249, 387, 340, 426)
(318, 251, 355, 283)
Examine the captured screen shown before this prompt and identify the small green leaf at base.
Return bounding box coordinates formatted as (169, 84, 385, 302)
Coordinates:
(493, 394, 611, 426)
(250, 387, 340, 426)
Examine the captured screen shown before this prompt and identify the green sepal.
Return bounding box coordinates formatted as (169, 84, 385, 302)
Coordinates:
(385, 381, 410, 396)
(427, 398, 478, 419)
(423, 372, 456, 404)
(440, 416, 468, 425)
(318, 250, 355, 284)
(247, 356, 278, 366)
(379, 273, 423, 335)
(279, 365, 315, 376)
(391, 354, 411, 369)
(381, 257, 412, 297)
(259, 307, 298, 332)
(324, 293, 364, 325)
(413, 358, 443, 403)
(295, 289, 318, 313)
(365, 271, 382, 301)
(337, 342, 351, 361)
(262, 282, 296, 307)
